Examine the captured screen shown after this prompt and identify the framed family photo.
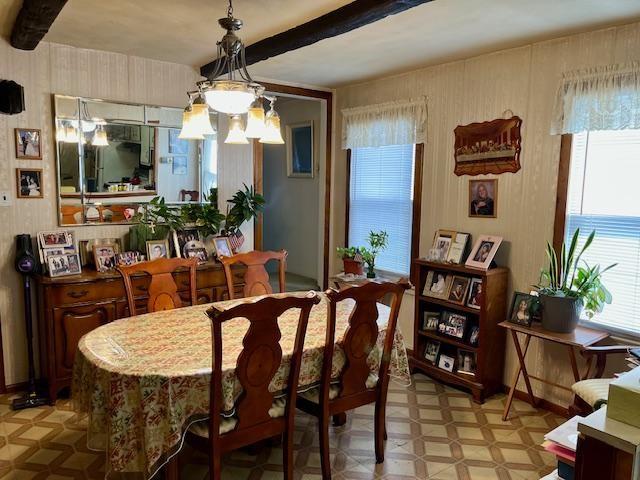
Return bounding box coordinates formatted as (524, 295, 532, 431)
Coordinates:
(15, 128, 42, 159)
(465, 235, 502, 270)
(509, 292, 539, 327)
(47, 253, 82, 278)
(469, 179, 497, 218)
(213, 236, 233, 258)
(447, 276, 470, 305)
(422, 311, 440, 331)
(93, 244, 118, 273)
(16, 168, 43, 198)
(146, 239, 170, 260)
(173, 228, 202, 257)
(423, 340, 441, 364)
(466, 278, 483, 309)
(422, 270, 451, 299)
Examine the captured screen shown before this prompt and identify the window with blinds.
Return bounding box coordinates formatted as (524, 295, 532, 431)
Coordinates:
(565, 129, 640, 336)
(349, 144, 415, 275)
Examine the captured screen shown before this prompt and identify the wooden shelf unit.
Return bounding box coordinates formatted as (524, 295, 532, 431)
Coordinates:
(411, 259, 509, 403)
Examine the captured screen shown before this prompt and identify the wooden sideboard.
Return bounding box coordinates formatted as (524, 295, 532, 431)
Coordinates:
(35, 261, 245, 403)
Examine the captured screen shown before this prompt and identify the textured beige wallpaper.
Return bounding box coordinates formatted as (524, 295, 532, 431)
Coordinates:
(0, 40, 253, 386)
(331, 22, 640, 406)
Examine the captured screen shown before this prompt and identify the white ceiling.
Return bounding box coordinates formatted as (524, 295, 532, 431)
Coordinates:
(4, 0, 640, 87)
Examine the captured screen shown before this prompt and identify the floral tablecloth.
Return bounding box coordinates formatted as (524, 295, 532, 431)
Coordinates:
(72, 292, 410, 478)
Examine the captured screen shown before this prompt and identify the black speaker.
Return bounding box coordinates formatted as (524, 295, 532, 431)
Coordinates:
(0, 80, 25, 115)
(13, 234, 48, 409)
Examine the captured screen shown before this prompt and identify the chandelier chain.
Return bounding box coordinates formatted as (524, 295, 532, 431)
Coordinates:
(227, 0, 233, 18)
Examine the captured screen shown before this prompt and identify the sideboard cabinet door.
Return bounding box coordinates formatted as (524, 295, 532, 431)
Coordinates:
(52, 302, 116, 378)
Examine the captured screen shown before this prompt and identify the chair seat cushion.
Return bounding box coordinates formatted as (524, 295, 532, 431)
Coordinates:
(572, 378, 613, 408)
(189, 398, 287, 438)
(299, 373, 379, 404)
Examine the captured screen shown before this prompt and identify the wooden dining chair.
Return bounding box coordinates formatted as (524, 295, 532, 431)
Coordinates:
(117, 257, 198, 316)
(220, 249, 287, 299)
(296, 279, 410, 479)
(187, 292, 320, 480)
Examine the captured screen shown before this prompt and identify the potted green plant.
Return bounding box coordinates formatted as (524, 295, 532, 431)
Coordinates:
(360, 230, 389, 279)
(181, 188, 225, 238)
(536, 229, 615, 333)
(336, 246, 364, 275)
(129, 197, 184, 254)
(223, 184, 265, 235)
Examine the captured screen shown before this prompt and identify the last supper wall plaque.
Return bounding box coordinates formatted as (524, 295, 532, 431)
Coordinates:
(454, 116, 522, 176)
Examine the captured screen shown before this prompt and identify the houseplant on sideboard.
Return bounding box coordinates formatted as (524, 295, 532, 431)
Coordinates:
(536, 229, 615, 333)
(129, 196, 184, 254)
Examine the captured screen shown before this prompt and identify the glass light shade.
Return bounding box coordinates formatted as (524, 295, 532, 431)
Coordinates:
(203, 81, 256, 114)
(190, 103, 215, 136)
(259, 111, 284, 144)
(225, 115, 248, 144)
(179, 109, 205, 140)
(92, 129, 109, 146)
(64, 126, 79, 143)
(244, 105, 266, 138)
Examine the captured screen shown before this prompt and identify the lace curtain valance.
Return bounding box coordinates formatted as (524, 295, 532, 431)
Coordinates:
(342, 97, 427, 149)
(551, 61, 640, 134)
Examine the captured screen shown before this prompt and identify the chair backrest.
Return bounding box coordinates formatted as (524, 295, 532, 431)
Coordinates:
(220, 250, 287, 300)
(321, 279, 410, 399)
(206, 292, 320, 441)
(117, 257, 198, 316)
(180, 190, 199, 202)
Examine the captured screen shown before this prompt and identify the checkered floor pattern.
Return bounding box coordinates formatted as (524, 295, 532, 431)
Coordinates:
(0, 374, 562, 479)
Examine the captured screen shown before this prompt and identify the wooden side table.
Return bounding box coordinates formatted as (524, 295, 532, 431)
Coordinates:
(499, 321, 609, 420)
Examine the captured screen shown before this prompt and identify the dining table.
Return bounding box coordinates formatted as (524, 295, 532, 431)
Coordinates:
(72, 291, 411, 479)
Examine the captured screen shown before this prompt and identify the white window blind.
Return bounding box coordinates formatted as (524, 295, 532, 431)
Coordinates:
(349, 144, 415, 275)
(565, 129, 640, 336)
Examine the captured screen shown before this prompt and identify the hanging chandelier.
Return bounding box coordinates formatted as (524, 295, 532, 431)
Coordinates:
(180, 0, 284, 144)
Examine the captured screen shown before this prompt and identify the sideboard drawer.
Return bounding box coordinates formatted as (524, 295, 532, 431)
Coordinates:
(50, 279, 123, 305)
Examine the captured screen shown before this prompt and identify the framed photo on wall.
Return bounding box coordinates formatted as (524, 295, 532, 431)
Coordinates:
(465, 235, 503, 270)
(16, 168, 43, 198)
(469, 179, 497, 218)
(15, 128, 42, 159)
(286, 121, 314, 178)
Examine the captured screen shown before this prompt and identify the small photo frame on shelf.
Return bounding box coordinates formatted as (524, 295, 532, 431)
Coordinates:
(115, 251, 143, 267)
(16, 168, 43, 198)
(439, 311, 467, 339)
(92, 244, 117, 273)
(422, 311, 440, 331)
(469, 179, 497, 218)
(186, 247, 208, 263)
(446, 232, 470, 264)
(438, 353, 455, 372)
(466, 278, 483, 309)
(430, 230, 455, 263)
(457, 350, 477, 376)
(147, 239, 170, 260)
(213, 236, 233, 258)
(173, 228, 202, 258)
(447, 276, 470, 305)
(424, 340, 441, 364)
(509, 291, 539, 327)
(465, 235, 502, 270)
(469, 326, 480, 346)
(422, 271, 451, 299)
(38, 230, 73, 249)
(47, 253, 82, 278)
(79, 238, 122, 266)
(15, 128, 42, 159)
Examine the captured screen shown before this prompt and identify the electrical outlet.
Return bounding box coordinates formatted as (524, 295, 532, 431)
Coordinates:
(0, 191, 11, 207)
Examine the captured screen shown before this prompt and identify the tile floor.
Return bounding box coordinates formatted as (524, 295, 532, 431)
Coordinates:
(0, 374, 562, 479)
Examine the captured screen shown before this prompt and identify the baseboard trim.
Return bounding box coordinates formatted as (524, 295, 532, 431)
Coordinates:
(501, 385, 570, 418)
(2, 381, 27, 394)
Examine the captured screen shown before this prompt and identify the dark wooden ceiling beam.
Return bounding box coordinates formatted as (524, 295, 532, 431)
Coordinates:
(10, 0, 68, 50)
(200, 0, 434, 78)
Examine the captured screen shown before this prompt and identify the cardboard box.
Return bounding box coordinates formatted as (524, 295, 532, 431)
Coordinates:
(607, 366, 640, 428)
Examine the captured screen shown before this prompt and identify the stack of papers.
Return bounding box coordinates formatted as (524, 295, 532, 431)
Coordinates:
(541, 416, 583, 478)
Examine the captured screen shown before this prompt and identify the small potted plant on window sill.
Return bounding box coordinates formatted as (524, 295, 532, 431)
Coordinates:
(360, 230, 389, 279)
(337, 246, 364, 275)
(536, 229, 615, 333)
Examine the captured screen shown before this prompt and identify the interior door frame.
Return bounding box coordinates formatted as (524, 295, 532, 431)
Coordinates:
(253, 82, 333, 289)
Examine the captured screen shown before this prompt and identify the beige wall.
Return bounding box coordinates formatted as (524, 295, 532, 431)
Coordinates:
(332, 22, 640, 405)
(0, 40, 252, 386)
